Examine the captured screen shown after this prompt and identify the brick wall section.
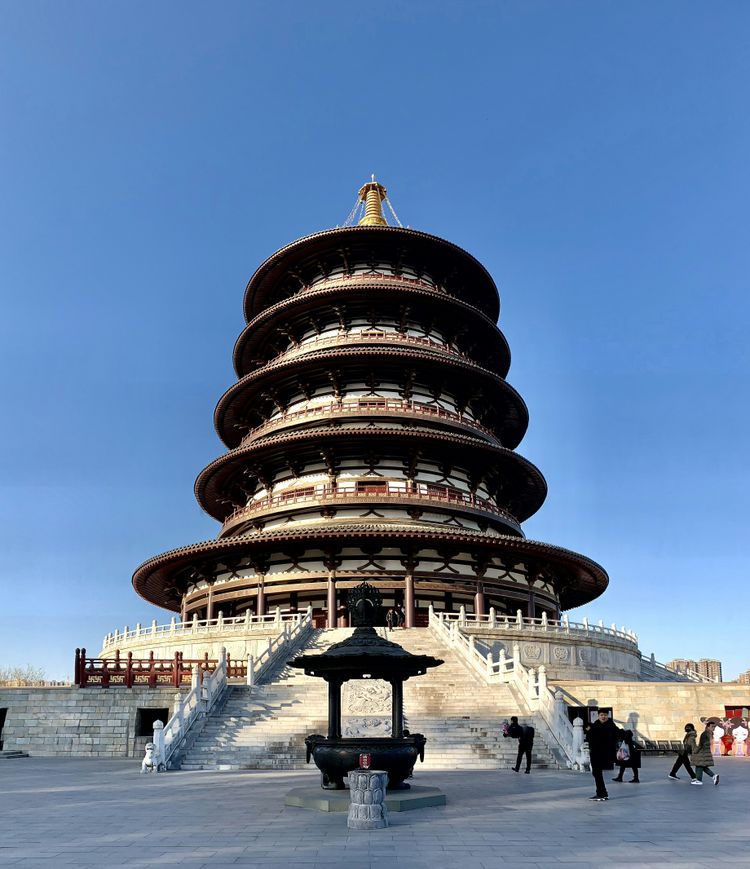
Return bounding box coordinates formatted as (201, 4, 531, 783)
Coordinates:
(0, 687, 184, 758)
(553, 681, 750, 740)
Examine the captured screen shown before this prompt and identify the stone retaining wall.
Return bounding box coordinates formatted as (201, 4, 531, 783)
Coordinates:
(465, 627, 642, 681)
(553, 680, 750, 740)
(0, 686, 184, 758)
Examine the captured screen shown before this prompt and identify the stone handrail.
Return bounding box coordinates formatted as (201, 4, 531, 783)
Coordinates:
(440, 607, 639, 648)
(245, 607, 314, 686)
(155, 647, 228, 770)
(153, 607, 314, 770)
(639, 653, 716, 683)
(103, 607, 295, 651)
(427, 607, 583, 769)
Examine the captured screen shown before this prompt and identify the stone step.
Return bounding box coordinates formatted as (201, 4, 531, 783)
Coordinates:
(179, 626, 560, 771)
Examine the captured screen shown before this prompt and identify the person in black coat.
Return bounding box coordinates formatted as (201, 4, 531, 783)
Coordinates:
(504, 715, 535, 773)
(585, 709, 622, 800)
(612, 729, 641, 783)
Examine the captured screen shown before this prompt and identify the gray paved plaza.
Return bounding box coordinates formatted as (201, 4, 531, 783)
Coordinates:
(0, 757, 747, 869)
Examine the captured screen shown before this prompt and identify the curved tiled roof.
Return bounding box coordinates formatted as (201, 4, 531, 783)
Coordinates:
(242, 225, 501, 321)
(233, 281, 512, 378)
(194, 425, 547, 522)
(214, 344, 529, 449)
(132, 524, 608, 613)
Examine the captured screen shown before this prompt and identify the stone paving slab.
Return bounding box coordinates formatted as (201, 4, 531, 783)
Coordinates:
(285, 785, 446, 812)
(0, 757, 747, 867)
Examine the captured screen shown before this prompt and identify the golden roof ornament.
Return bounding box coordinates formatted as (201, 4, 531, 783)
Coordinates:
(358, 175, 388, 226)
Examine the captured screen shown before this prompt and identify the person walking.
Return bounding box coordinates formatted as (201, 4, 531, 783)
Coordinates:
(612, 729, 641, 783)
(504, 715, 535, 773)
(385, 608, 395, 632)
(585, 709, 621, 801)
(394, 603, 405, 629)
(668, 723, 699, 782)
(691, 722, 720, 786)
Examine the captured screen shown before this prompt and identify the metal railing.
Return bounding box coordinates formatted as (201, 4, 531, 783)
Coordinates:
(222, 482, 519, 533)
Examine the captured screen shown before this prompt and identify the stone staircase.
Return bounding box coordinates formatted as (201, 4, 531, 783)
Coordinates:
(179, 627, 558, 771)
(179, 629, 341, 771)
(396, 628, 557, 770)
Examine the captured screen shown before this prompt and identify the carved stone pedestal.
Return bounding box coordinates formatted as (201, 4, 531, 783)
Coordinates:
(347, 769, 389, 830)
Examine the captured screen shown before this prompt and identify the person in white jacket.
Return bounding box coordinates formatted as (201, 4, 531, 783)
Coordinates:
(732, 721, 748, 757)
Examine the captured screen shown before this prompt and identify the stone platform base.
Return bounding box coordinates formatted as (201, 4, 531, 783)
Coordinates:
(285, 785, 446, 813)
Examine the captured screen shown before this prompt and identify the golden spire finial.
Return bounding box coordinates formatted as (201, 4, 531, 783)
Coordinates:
(358, 175, 388, 226)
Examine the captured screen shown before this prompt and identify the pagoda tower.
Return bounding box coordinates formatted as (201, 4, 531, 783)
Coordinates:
(133, 180, 608, 628)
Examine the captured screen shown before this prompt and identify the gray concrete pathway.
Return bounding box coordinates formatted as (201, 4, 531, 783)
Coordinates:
(0, 757, 747, 868)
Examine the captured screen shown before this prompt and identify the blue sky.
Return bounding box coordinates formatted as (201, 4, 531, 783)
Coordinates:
(1, 1, 748, 680)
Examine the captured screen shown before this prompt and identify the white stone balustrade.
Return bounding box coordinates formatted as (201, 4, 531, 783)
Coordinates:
(100, 608, 308, 662)
(437, 608, 643, 681)
(153, 608, 314, 770)
(440, 608, 639, 646)
(103, 608, 293, 650)
(639, 653, 717, 683)
(429, 606, 618, 770)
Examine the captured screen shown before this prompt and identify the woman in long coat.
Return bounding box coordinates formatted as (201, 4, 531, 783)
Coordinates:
(612, 729, 641, 783)
(691, 722, 720, 786)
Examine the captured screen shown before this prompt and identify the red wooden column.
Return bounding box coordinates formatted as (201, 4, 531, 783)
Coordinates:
(206, 584, 215, 621)
(256, 574, 266, 617)
(326, 571, 337, 629)
(474, 581, 486, 618)
(527, 591, 536, 619)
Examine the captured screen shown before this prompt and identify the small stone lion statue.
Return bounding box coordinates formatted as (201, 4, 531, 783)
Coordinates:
(141, 742, 158, 774)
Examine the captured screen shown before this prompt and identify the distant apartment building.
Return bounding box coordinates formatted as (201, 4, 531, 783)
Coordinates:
(737, 669, 750, 685)
(666, 658, 723, 682)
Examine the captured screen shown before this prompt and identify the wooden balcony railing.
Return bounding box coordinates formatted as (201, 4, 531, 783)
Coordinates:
(260, 330, 470, 369)
(306, 272, 443, 295)
(222, 482, 519, 533)
(240, 398, 497, 446)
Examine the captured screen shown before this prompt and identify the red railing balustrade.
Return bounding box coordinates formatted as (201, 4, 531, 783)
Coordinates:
(73, 648, 247, 688)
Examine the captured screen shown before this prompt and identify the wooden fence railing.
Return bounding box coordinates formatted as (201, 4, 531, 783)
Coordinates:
(73, 648, 246, 688)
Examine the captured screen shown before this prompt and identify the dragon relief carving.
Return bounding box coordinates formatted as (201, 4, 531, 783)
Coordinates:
(342, 679, 393, 737)
(343, 679, 392, 715)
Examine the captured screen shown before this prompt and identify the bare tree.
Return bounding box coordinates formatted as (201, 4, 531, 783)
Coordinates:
(0, 664, 47, 685)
